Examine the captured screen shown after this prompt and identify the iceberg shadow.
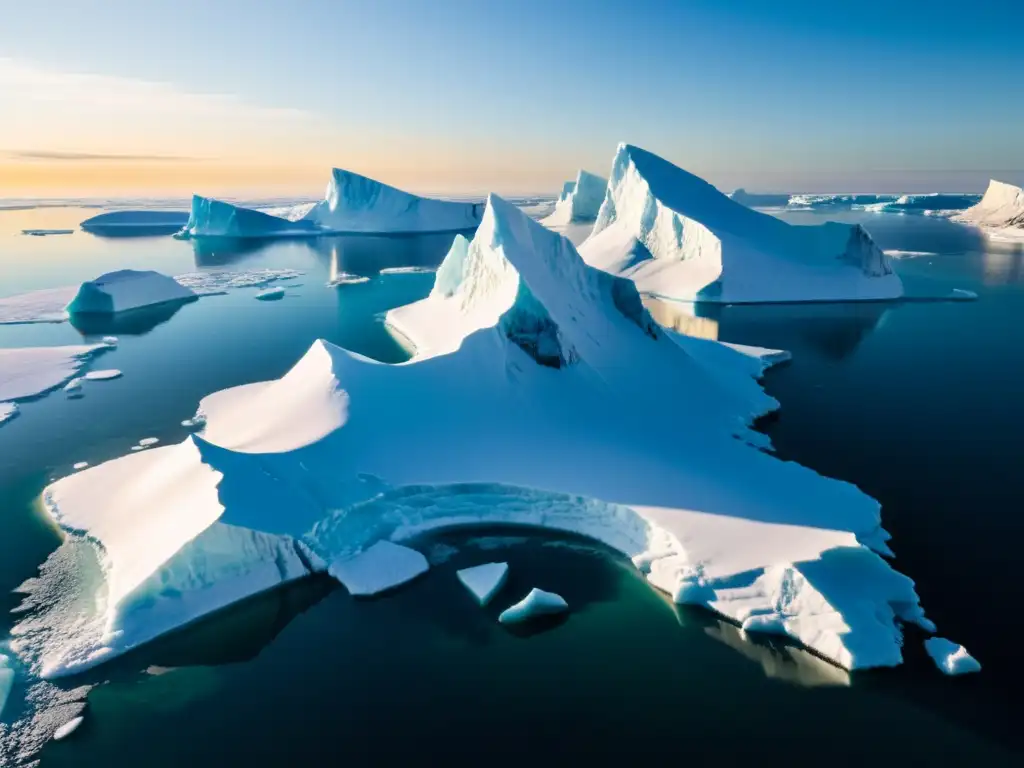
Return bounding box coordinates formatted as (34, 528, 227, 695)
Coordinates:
(69, 298, 194, 336)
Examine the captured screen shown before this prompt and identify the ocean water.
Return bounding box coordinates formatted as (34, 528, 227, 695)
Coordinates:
(1, 206, 1022, 765)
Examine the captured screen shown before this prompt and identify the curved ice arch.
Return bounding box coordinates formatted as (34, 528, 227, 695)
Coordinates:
(581, 144, 902, 303)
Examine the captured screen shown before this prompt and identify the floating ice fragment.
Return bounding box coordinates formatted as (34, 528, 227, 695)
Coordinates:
(498, 588, 568, 625)
(329, 541, 429, 596)
(924, 637, 981, 675)
(63, 378, 82, 393)
(949, 288, 978, 300)
(102, 336, 118, 346)
(22, 229, 74, 236)
(84, 369, 122, 381)
(254, 287, 285, 301)
(457, 562, 509, 606)
(53, 715, 85, 741)
(73, 462, 89, 470)
(378, 266, 437, 275)
(138, 437, 159, 447)
(0, 402, 17, 425)
(327, 272, 371, 286)
(0, 286, 76, 325)
(0, 345, 105, 402)
(174, 269, 303, 295)
(80, 210, 189, 235)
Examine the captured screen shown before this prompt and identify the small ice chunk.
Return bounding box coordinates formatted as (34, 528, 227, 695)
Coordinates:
(0, 402, 17, 425)
(84, 369, 122, 381)
(327, 272, 371, 286)
(329, 540, 429, 596)
(498, 588, 568, 625)
(138, 437, 159, 447)
(102, 336, 118, 347)
(254, 287, 285, 301)
(73, 462, 89, 470)
(950, 288, 978, 300)
(457, 562, 509, 606)
(22, 229, 74, 236)
(924, 637, 981, 675)
(63, 377, 82, 393)
(53, 715, 84, 741)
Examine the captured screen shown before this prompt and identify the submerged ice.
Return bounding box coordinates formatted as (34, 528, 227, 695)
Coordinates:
(580, 144, 902, 303)
(27, 193, 935, 677)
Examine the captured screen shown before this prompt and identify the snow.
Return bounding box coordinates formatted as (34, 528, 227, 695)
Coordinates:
(52, 716, 84, 741)
(0, 402, 18, 425)
(953, 180, 1024, 237)
(0, 286, 76, 325)
(0, 344, 106, 402)
(579, 144, 903, 303)
(457, 562, 509, 605)
(83, 369, 122, 381)
(22, 229, 74, 236)
(302, 168, 485, 234)
(80, 210, 189, 235)
(498, 588, 568, 625)
(924, 637, 981, 675)
(328, 541, 429, 596)
(30, 194, 933, 677)
(179, 195, 324, 239)
(542, 170, 607, 226)
(254, 287, 285, 301)
(66, 269, 196, 315)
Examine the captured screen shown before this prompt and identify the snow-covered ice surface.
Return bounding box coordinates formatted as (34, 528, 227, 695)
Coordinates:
(953, 180, 1024, 241)
(498, 588, 568, 625)
(580, 144, 903, 303)
(80, 210, 189, 236)
(27, 194, 934, 677)
(457, 562, 509, 606)
(179, 195, 324, 239)
(542, 170, 607, 227)
(0, 402, 18, 425)
(66, 269, 196, 315)
(302, 168, 485, 234)
(0, 344, 106, 404)
(328, 541, 429, 596)
(924, 638, 981, 676)
(51, 715, 84, 741)
(0, 286, 77, 325)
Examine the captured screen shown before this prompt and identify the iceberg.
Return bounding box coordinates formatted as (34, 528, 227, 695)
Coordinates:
(301, 168, 484, 234)
(579, 144, 902, 303)
(498, 588, 568, 625)
(457, 562, 509, 606)
(541, 170, 608, 226)
(178, 195, 324, 239)
(80, 210, 189, 236)
(729, 189, 792, 208)
(66, 270, 197, 315)
(29, 194, 933, 677)
(254, 287, 286, 301)
(924, 638, 981, 676)
(953, 179, 1024, 240)
(328, 541, 429, 596)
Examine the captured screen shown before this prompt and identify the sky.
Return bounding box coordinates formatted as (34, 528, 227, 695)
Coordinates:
(1, 0, 1022, 197)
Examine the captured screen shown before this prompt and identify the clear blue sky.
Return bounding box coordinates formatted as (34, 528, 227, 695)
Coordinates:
(1, 0, 1021, 195)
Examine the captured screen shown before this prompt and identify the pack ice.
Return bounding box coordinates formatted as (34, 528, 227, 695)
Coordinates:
(542, 170, 607, 226)
(579, 144, 903, 303)
(953, 179, 1024, 241)
(30, 194, 933, 678)
(0, 344, 108, 423)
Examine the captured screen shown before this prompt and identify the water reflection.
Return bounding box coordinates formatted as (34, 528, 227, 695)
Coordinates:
(981, 247, 1024, 285)
(68, 299, 193, 336)
(315, 230, 468, 277)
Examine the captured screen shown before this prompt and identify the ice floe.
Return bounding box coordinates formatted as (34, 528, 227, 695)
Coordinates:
(0, 344, 107, 408)
(80, 210, 189, 236)
(457, 562, 509, 606)
(72, 462, 89, 470)
(580, 144, 902, 303)
(328, 541, 429, 596)
(924, 637, 981, 676)
(0, 402, 18, 425)
(498, 588, 568, 625)
(0, 286, 77, 325)
(254, 287, 285, 301)
(172, 269, 303, 296)
(83, 369, 122, 381)
(52, 715, 84, 741)
(66, 270, 196, 315)
(28, 194, 934, 677)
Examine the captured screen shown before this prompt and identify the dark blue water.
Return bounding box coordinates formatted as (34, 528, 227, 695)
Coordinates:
(1, 207, 1022, 765)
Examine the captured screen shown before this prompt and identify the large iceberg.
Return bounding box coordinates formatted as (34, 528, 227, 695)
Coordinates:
(178, 195, 324, 239)
(27, 194, 934, 677)
(953, 179, 1024, 240)
(541, 170, 607, 226)
(580, 144, 902, 303)
(301, 168, 484, 234)
(65, 270, 196, 315)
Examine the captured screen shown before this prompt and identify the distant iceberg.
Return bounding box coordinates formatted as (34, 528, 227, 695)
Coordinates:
(80, 210, 189, 236)
(732, 192, 978, 216)
(542, 170, 607, 226)
(28, 194, 933, 677)
(579, 144, 902, 303)
(66, 269, 197, 315)
(178, 195, 324, 239)
(953, 180, 1024, 240)
(301, 168, 484, 234)
(729, 189, 792, 208)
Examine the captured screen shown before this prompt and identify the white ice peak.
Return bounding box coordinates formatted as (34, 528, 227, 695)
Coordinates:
(953, 179, 1024, 231)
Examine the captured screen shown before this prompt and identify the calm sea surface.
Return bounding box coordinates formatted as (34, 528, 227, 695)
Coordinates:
(0, 206, 1021, 765)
